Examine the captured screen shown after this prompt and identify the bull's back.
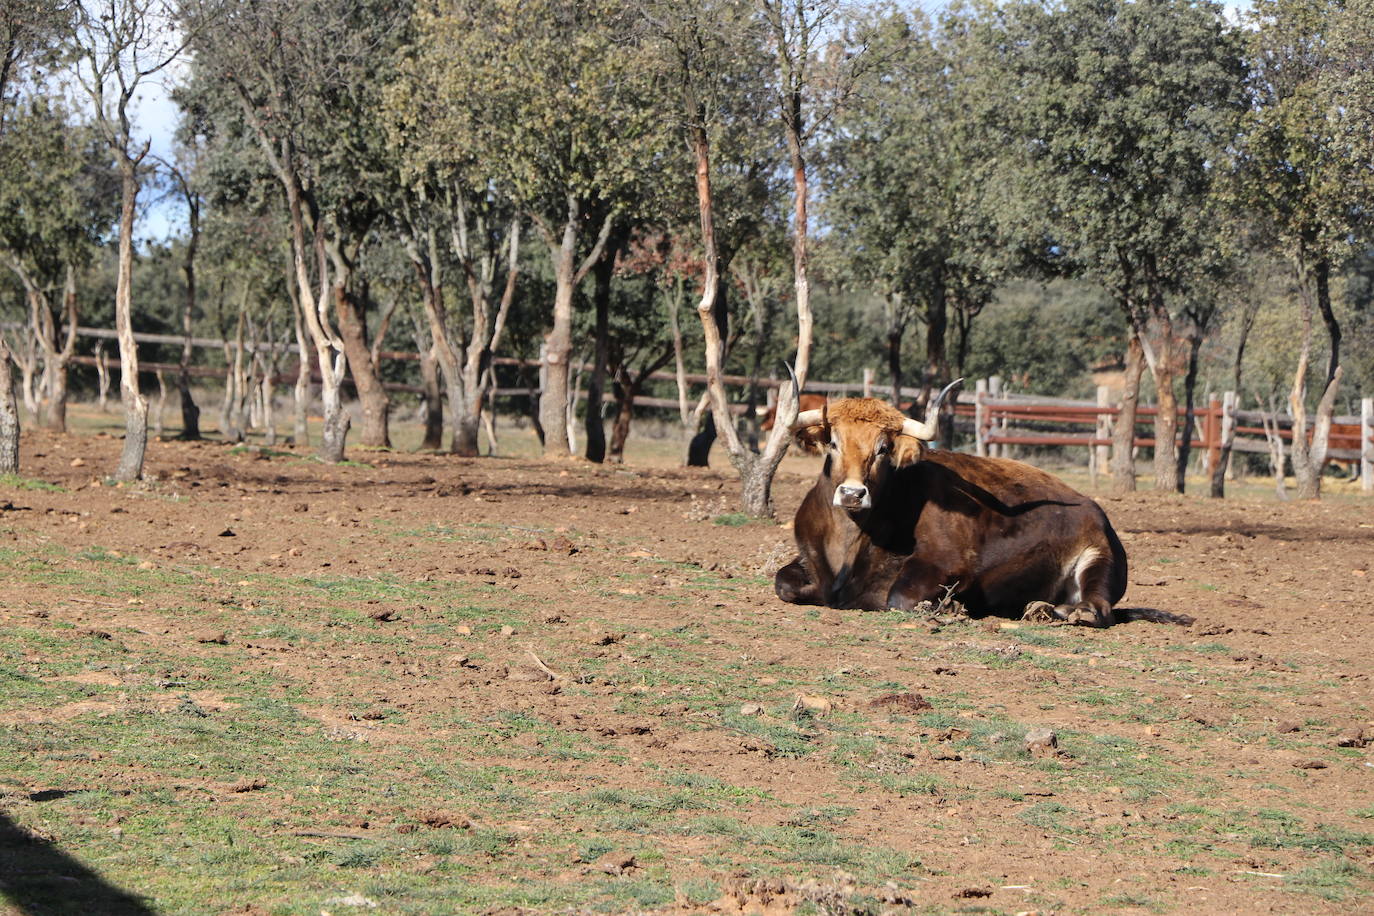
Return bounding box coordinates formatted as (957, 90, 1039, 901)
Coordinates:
(907, 451, 1125, 607)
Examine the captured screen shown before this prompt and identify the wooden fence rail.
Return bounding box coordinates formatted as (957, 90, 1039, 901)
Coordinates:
(968, 384, 1373, 493)
(11, 324, 1372, 492)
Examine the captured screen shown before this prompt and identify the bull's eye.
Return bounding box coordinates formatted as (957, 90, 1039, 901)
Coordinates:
(875, 440, 890, 457)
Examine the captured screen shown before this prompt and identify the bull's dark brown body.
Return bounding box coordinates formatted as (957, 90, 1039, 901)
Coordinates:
(775, 447, 1128, 623)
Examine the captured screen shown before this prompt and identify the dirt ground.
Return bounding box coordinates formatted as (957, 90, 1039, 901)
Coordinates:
(1, 416, 1372, 915)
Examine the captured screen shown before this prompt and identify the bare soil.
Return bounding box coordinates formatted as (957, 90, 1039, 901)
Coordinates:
(1, 421, 1371, 915)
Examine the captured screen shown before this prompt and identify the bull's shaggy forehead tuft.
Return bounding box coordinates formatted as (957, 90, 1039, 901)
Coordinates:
(824, 397, 909, 432)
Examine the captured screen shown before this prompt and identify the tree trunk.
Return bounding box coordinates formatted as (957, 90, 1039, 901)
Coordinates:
(17, 349, 36, 419)
(113, 161, 148, 482)
(0, 340, 19, 474)
(220, 306, 245, 443)
(35, 266, 77, 432)
(179, 198, 202, 440)
(688, 68, 808, 516)
(260, 366, 277, 446)
(453, 409, 481, 457)
(1288, 252, 1343, 500)
(1292, 361, 1343, 500)
(44, 354, 68, 433)
(414, 324, 444, 451)
(280, 155, 347, 462)
(1111, 335, 1145, 495)
(584, 245, 614, 463)
(320, 374, 350, 462)
(537, 197, 612, 459)
(1261, 401, 1287, 499)
(688, 272, 730, 468)
(608, 370, 636, 463)
(540, 209, 580, 458)
(333, 282, 390, 448)
(154, 370, 167, 439)
(1210, 301, 1259, 499)
(96, 343, 109, 411)
(292, 291, 310, 448)
(1151, 350, 1179, 493)
(1175, 331, 1203, 493)
(1315, 258, 1340, 386)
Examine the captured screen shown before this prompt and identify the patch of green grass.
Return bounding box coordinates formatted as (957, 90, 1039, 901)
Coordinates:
(1246, 810, 1374, 853)
(1285, 858, 1369, 901)
(663, 772, 773, 804)
(578, 787, 714, 815)
(0, 473, 63, 491)
(1018, 801, 1086, 835)
(1098, 892, 1162, 911)
(1167, 642, 1233, 655)
(712, 512, 752, 526)
(227, 445, 295, 459)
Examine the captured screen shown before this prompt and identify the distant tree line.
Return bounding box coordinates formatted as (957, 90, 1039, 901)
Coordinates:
(1, 0, 1371, 507)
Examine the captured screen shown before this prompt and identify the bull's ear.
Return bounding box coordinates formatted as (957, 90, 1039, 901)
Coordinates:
(892, 434, 926, 468)
(791, 417, 828, 454)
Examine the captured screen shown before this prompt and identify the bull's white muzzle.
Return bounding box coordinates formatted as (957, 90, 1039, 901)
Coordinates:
(834, 484, 871, 510)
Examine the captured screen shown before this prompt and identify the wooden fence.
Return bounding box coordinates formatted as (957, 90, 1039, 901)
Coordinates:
(965, 381, 1373, 494)
(13, 325, 1374, 491)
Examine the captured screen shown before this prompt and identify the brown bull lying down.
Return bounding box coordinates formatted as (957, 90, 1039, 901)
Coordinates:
(774, 385, 1128, 626)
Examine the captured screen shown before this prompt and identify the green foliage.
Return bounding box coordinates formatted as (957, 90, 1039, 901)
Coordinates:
(983, 0, 1246, 297)
(402, 0, 668, 223)
(0, 97, 113, 285)
(965, 279, 1125, 395)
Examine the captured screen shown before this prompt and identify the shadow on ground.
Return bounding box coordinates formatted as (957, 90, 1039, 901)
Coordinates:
(0, 812, 155, 915)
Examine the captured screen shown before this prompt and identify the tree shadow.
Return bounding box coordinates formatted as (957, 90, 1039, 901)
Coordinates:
(0, 812, 156, 915)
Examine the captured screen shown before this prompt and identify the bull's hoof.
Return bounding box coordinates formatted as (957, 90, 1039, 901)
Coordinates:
(1051, 603, 1113, 628)
(1022, 600, 1057, 622)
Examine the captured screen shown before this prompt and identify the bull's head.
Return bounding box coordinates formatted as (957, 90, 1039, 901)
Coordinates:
(790, 380, 962, 511)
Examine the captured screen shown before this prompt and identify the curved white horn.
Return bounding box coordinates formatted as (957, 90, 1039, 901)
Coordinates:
(792, 408, 825, 429)
(901, 415, 938, 441)
(900, 378, 964, 441)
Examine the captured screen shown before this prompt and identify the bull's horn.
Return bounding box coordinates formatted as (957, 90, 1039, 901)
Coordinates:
(779, 360, 813, 429)
(900, 378, 964, 441)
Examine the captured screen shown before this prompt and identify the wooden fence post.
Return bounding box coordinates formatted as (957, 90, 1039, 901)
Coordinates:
(1362, 397, 1372, 495)
(1095, 386, 1111, 479)
(1204, 393, 1221, 477)
(988, 375, 1002, 458)
(975, 379, 988, 457)
(862, 367, 873, 398)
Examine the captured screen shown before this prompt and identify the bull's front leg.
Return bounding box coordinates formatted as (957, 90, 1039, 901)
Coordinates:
(774, 556, 825, 606)
(884, 555, 958, 612)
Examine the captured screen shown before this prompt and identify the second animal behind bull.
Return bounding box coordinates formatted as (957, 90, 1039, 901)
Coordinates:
(774, 384, 1128, 627)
